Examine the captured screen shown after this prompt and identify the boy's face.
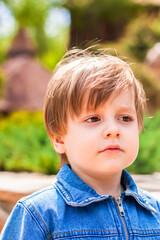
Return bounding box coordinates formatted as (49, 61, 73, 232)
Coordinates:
(54, 87, 139, 182)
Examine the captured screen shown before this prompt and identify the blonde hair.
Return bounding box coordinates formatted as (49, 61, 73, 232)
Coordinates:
(44, 48, 146, 167)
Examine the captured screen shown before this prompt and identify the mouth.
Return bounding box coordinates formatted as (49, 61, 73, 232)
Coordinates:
(99, 145, 123, 153)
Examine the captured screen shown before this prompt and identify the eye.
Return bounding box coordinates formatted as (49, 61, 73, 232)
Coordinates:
(118, 115, 133, 122)
(85, 116, 101, 123)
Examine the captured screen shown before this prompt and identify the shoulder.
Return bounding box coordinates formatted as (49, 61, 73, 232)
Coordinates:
(1, 184, 64, 240)
(122, 170, 160, 213)
(20, 185, 58, 207)
(137, 187, 160, 212)
(18, 184, 65, 219)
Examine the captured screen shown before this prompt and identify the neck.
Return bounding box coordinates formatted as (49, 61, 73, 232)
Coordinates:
(89, 174, 122, 196)
(72, 166, 123, 197)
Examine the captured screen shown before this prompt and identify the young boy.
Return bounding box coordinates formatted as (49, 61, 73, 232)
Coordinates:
(1, 48, 160, 239)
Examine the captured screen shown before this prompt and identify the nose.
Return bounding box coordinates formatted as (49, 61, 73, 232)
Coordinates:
(103, 122, 120, 139)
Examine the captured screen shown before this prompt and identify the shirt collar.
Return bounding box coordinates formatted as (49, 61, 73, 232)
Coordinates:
(55, 164, 157, 213)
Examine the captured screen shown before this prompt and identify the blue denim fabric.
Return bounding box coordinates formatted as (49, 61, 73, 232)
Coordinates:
(1, 164, 160, 239)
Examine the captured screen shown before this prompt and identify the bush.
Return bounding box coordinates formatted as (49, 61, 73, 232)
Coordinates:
(0, 111, 59, 174)
(1, 110, 160, 174)
(132, 62, 160, 112)
(100, 42, 160, 112)
(127, 111, 160, 174)
(124, 14, 160, 61)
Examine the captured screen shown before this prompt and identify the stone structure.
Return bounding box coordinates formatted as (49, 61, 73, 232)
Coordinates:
(0, 28, 52, 112)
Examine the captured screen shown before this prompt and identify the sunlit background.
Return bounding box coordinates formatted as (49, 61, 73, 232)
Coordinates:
(0, 0, 160, 175)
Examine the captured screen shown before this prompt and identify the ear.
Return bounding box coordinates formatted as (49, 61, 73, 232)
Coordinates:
(50, 133, 66, 154)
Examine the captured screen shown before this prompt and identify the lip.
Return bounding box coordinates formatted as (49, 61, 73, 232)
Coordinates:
(99, 145, 123, 153)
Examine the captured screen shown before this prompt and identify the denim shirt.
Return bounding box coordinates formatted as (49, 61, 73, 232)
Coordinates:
(1, 164, 160, 240)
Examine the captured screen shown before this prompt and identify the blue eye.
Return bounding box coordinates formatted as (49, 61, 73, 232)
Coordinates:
(118, 116, 133, 122)
(86, 116, 101, 123)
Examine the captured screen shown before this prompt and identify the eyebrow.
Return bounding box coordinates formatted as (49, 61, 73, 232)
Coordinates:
(118, 106, 136, 113)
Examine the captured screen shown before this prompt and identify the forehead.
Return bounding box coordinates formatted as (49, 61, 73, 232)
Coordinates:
(85, 86, 135, 107)
(66, 58, 135, 118)
(108, 87, 135, 107)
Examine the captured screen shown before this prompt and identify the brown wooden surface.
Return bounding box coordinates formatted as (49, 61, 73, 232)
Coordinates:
(0, 218, 5, 233)
(0, 190, 28, 203)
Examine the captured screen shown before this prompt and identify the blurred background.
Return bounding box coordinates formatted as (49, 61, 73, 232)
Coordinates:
(0, 0, 160, 175)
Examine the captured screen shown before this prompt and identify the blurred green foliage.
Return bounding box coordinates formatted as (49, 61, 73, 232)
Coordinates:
(0, 110, 160, 174)
(1, 0, 55, 55)
(66, 0, 141, 45)
(0, 0, 160, 175)
(85, 0, 140, 21)
(124, 14, 160, 61)
(66, 0, 140, 22)
(101, 12, 160, 62)
(132, 62, 160, 112)
(65, 0, 142, 23)
(0, 0, 70, 69)
(127, 111, 160, 174)
(100, 42, 160, 112)
(0, 111, 59, 174)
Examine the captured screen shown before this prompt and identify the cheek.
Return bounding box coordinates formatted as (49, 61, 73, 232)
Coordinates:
(128, 130, 139, 159)
(133, 136, 139, 156)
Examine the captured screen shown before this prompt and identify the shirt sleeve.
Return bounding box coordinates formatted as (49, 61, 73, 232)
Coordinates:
(0, 202, 45, 240)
